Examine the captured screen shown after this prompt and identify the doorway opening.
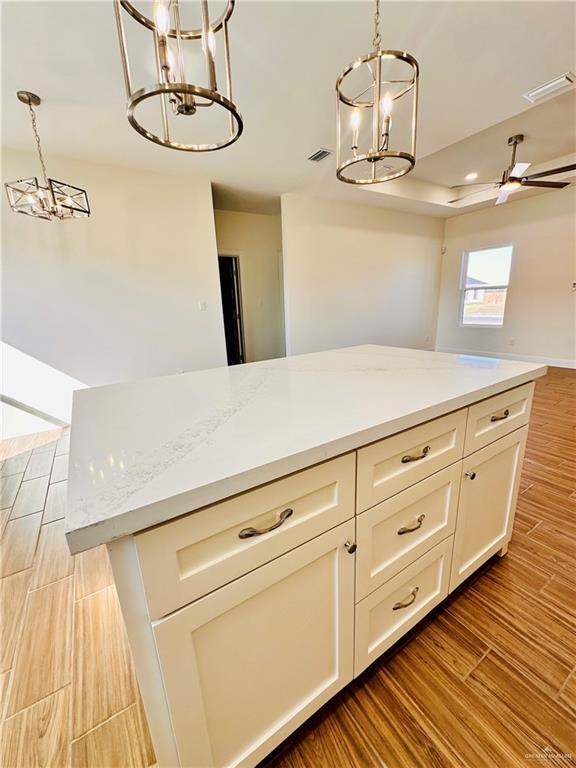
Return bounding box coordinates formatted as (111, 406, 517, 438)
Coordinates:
(218, 255, 246, 365)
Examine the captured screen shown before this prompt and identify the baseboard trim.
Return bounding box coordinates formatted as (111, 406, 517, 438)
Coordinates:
(434, 347, 576, 369)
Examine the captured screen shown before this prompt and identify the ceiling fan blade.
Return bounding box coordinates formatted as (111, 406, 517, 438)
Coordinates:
(511, 162, 531, 177)
(523, 163, 576, 180)
(448, 185, 498, 203)
(449, 181, 496, 189)
(520, 180, 570, 189)
(495, 188, 510, 205)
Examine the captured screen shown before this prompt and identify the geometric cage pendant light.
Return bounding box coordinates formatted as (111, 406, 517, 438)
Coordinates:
(4, 91, 90, 220)
(336, 0, 419, 184)
(114, 0, 243, 151)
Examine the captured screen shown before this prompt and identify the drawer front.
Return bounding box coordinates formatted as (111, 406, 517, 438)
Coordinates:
(356, 463, 460, 601)
(354, 537, 452, 676)
(136, 453, 355, 619)
(356, 410, 466, 512)
(465, 382, 534, 455)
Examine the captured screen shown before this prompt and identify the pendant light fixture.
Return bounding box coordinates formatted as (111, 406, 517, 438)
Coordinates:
(5, 91, 90, 220)
(114, 0, 242, 151)
(336, 0, 419, 184)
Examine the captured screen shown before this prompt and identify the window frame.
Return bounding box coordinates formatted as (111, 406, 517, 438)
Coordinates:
(458, 243, 514, 329)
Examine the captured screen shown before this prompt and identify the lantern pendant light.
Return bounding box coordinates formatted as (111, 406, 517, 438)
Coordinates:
(4, 91, 90, 220)
(336, 0, 419, 184)
(114, 0, 242, 151)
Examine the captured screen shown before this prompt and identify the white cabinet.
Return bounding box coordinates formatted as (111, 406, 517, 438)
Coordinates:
(355, 463, 460, 601)
(354, 537, 452, 675)
(450, 426, 528, 590)
(152, 520, 355, 768)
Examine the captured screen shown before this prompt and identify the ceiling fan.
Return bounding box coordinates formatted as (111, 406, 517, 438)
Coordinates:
(449, 134, 576, 205)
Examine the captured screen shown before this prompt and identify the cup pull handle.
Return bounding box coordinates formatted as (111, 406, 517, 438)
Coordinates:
(490, 408, 510, 422)
(401, 445, 431, 464)
(393, 586, 420, 611)
(397, 514, 426, 535)
(239, 508, 293, 539)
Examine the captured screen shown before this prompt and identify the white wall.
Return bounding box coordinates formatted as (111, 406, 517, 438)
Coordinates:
(281, 193, 444, 355)
(214, 209, 285, 362)
(2, 148, 227, 386)
(436, 187, 576, 367)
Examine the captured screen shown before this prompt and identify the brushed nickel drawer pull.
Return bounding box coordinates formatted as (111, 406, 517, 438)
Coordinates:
(490, 408, 510, 422)
(393, 586, 419, 611)
(465, 471, 476, 480)
(344, 541, 357, 554)
(397, 514, 426, 535)
(238, 508, 293, 539)
(401, 445, 431, 464)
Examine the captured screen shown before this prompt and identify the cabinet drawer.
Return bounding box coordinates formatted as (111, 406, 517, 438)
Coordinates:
(450, 426, 527, 591)
(356, 463, 460, 601)
(354, 537, 452, 675)
(356, 410, 466, 512)
(465, 382, 534, 454)
(136, 453, 355, 619)
(153, 520, 355, 768)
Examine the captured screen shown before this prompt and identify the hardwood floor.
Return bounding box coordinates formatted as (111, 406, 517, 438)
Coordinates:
(0, 369, 574, 767)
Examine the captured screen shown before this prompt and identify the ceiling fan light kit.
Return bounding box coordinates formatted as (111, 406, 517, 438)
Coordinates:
(114, 0, 242, 152)
(335, 0, 419, 185)
(4, 91, 90, 221)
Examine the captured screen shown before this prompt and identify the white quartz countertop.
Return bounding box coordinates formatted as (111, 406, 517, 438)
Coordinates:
(66, 345, 546, 553)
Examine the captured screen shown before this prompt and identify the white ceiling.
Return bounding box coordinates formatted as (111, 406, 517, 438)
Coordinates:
(2, 1, 575, 216)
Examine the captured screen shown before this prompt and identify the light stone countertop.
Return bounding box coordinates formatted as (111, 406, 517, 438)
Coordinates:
(65, 345, 546, 553)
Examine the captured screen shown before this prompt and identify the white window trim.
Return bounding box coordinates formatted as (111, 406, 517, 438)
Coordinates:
(458, 244, 514, 329)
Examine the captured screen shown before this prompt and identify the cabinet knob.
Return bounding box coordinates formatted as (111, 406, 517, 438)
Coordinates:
(344, 541, 357, 554)
(465, 471, 477, 480)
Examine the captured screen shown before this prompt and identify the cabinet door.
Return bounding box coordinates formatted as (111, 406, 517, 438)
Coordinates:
(153, 520, 355, 768)
(450, 426, 527, 591)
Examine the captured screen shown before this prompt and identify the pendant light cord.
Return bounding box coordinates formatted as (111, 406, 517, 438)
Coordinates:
(372, 0, 381, 50)
(27, 102, 49, 187)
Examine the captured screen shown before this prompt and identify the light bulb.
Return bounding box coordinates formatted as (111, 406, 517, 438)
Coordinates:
(26, 193, 36, 205)
(381, 93, 393, 118)
(502, 181, 521, 192)
(202, 28, 216, 58)
(64, 196, 74, 206)
(154, 2, 170, 35)
(350, 108, 361, 153)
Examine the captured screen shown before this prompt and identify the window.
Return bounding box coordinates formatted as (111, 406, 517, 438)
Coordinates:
(460, 245, 513, 327)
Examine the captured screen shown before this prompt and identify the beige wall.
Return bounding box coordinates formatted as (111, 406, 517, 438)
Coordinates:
(436, 188, 576, 366)
(2, 148, 227, 386)
(214, 209, 285, 362)
(281, 193, 444, 355)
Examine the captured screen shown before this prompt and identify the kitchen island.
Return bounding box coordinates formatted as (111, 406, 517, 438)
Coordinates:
(66, 345, 546, 768)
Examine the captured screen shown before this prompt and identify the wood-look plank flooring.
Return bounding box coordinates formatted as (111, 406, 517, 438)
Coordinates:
(0, 369, 574, 767)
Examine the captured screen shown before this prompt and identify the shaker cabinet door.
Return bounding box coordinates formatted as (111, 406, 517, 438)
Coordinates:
(450, 426, 527, 591)
(153, 520, 355, 768)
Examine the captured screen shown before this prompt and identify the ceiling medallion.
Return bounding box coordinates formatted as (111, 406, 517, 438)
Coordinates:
(336, 0, 419, 184)
(4, 91, 90, 221)
(114, 0, 242, 151)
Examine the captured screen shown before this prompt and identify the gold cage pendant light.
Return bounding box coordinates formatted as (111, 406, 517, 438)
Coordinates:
(336, 0, 419, 184)
(5, 91, 90, 220)
(114, 0, 242, 151)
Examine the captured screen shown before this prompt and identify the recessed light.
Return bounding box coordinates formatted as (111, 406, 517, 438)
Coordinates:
(465, 172, 478, 181)
(523, 72, 575, 103)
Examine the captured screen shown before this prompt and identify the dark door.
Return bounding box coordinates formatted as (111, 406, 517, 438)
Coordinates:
(218, 255, 246, 365)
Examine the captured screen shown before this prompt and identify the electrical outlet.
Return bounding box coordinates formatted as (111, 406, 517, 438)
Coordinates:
(198, 301, 207, 312)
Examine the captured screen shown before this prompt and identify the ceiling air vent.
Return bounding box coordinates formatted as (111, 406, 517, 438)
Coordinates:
(523, 72, 575, 103)
(307, 148, 333, 162)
